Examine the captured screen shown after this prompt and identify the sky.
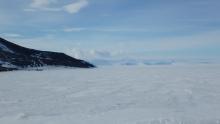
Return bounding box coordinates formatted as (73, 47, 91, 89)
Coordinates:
(0, 0, 220, 60)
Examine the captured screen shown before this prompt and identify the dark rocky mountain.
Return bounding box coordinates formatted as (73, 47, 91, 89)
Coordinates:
(0, 37, 95, 72)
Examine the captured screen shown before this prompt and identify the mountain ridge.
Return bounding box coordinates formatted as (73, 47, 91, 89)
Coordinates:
(0, 37, 95, 72)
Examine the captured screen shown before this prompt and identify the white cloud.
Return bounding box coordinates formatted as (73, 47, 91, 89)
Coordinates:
(25, 0, 60, 12)
(90, 50, 112, 58)
(26, 0, 88, 14)
(63, 0, 88, 14)
(67, 48, 85, 59)
(24, 7, 61, 12)
(66, 48, 114, 60)
(30, 0, 57, 9)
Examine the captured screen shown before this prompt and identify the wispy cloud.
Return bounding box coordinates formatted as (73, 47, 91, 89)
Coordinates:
(63, 28, 86, 32)
(25, 0, 89, 14)
(1, 33, 22, 38)
(48, 27, 132, 33)
(62, 27, 152, 32)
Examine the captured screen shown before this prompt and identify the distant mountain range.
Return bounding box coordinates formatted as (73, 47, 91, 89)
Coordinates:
(90, 58, 215, 66)
(0, 37, 95, 72)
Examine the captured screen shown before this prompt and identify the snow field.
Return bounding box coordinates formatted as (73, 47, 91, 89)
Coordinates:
(0, 65, 220, 124)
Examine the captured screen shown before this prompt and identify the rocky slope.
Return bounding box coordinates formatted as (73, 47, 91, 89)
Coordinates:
(0, 37, 95, 71)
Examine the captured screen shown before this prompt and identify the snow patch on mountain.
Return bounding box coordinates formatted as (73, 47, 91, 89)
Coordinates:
(0, 61, 17, 68)
(0, 42, 14, 53)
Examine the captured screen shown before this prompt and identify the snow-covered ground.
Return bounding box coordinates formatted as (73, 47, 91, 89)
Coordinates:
(0, 64, 220, 124)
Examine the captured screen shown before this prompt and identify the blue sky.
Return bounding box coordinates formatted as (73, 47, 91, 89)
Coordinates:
(0, 0, 220, 60)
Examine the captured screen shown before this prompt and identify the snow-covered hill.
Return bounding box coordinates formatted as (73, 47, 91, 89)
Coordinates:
(0, 37, 95, 71)
(0, 65, 220, 124)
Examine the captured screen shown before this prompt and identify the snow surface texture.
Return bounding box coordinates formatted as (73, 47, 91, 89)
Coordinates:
(0, 65, 220, 124)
